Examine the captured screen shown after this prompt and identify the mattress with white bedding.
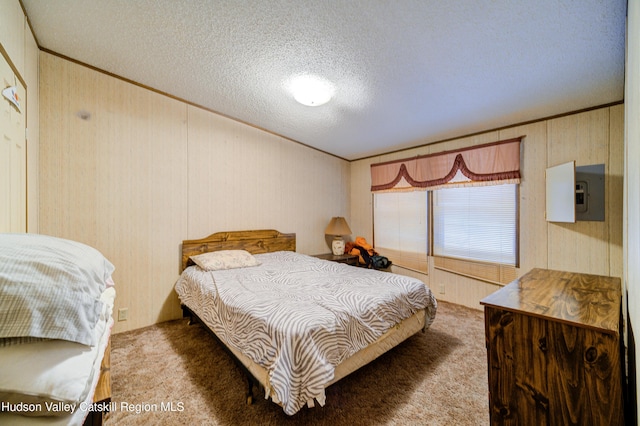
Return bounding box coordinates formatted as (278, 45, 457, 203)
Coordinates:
(0, 277, 115, 425)
(175, 250, 437, 415)
(0, 234, 117, 425)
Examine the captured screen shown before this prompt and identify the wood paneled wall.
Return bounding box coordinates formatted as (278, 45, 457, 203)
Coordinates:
(36, 54, 624, 326)
(38, 52, 350, 333)
(351, 105, 624, 310)
(0, 0, 25, 77)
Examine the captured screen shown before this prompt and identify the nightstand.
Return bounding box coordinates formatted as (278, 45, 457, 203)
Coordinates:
(312, 253, 359, 266)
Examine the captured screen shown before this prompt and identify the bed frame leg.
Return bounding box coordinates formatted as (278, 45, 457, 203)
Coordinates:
(181, 306, 196, 325)
(246, 376, 254, 405)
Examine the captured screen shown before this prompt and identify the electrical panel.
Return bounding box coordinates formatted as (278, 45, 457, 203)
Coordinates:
(545, 162, 605, 223)
(575, 163, 605, 221)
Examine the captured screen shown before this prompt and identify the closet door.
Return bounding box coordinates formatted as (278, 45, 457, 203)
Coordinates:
(0, 52, 26, 232)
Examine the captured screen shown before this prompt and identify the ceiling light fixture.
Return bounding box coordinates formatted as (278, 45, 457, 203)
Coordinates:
(288, 75, 335, 107)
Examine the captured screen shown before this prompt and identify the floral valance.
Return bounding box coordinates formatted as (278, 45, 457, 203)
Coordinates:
(370, 137, 522, 192)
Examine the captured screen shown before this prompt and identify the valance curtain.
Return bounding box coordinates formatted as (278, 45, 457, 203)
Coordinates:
(370, 137, 522, 192)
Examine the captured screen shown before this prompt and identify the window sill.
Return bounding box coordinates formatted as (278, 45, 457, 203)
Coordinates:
(376, 248, 428, 275)
(433, 256, 516, 286)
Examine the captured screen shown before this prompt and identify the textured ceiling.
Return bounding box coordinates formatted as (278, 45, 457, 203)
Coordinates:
(22, 0, 627, 160)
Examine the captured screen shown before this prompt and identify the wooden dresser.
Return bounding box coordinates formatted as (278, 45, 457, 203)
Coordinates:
(480, 268, 624, 425)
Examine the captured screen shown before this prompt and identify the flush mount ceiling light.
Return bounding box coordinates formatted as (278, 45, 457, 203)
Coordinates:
(288, 75, 335, 106)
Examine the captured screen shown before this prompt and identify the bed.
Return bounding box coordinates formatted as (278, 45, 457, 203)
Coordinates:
(174, 229, 437, 415)
(0, 233, 116, 426)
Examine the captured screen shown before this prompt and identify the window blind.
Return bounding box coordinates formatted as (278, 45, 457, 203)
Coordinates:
(373, 191, 428, 273)
(433, 184, 517, 265)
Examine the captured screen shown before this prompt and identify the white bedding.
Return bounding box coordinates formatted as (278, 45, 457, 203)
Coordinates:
(0, 234, 115, 346)
(0, 287, 115, 425)
(175, 251, 437, 415)
(0, 234, 116, 425)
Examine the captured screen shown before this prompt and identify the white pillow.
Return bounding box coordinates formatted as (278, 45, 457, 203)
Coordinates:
(190, 250, 260, 271)
(0, 234, 115, 346)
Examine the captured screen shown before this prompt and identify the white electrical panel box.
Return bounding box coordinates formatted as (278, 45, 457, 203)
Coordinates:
(545, 161, 605, 223)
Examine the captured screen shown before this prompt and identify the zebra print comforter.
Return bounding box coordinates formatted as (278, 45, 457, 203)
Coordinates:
(175, 251, 437, 415)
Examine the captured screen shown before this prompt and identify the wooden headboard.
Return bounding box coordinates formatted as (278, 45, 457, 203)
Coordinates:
(181, 229, 296, 272)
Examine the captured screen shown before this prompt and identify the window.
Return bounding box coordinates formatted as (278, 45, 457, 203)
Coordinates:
(373, 191, 428, 272)
(433, 184, 517, 266)
(370, 138, 521, 282)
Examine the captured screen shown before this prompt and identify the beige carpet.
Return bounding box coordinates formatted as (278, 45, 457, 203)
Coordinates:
(105, 301, 489, 425)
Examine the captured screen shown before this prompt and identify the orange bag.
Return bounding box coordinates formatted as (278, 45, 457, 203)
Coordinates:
(350, 237, 377, 265)
(354, 236, 374, 255)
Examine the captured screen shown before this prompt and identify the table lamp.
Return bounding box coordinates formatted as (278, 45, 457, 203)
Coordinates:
(325, 217, 352, 255)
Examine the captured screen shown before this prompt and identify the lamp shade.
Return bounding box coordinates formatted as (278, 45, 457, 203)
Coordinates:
(325, 217, 352, 236)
